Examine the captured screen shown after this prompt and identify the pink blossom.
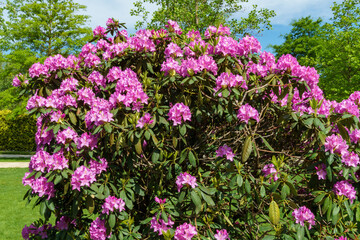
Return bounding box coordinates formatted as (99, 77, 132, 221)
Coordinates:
(214, 72, 247, 93)
(180, 58, 200, 77)
(23, 174, 55, 200)
(216, 145, 235, 161)
(174, 222, 198, 240)
(161, 58, 181, 76)
(334, 180, 357, 203)
(102, 196, 125, 214)
(262, 164, 279, 182)
(22, 224, 38, 239)
(89, 217, 111, 240)
(214, 229, 230, 240)
(90, 158, 108, 175)
(237, 104, 259, 123)
(168, 103, 191, 126)
(238, 35, 261, 56)
(165, 20, 182, 35)
(56, 216, 71, 230)
(136, 113, 154, 128)
(155, 196, 166, 205)
(186, 30, 201, 40)
(315, 163, 327, 180)
(77, 132, 98, 150)
(150, 215, 174, 235)
(59, 77, 78, 93)
(341, 151, 360, 167)
(71, 166, 96, 191)
(12, 74, 22, 87)
(350, 129, 360, 143)
(88, 71, 106, 88)
(324, 134, 348, 155)
(335, 237, 348, 240)
(93, 26, 106, 37)
(198, 55, 218, 75)
(164, 42, 183, 58)
(176, 172, 197, 192)
(292, 206, 316, 229)
(29, 62, 50, 78)
(56, 127, 78, 145)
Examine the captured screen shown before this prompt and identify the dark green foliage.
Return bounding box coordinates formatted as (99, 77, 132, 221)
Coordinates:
(0, 110, 36, 151)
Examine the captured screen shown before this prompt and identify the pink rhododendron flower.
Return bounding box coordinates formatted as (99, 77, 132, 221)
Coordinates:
(168, 103, 191, 126)
(214, 229, 230, 240)
(174, 222, 197, 240)
(155, 196, 166, 205)
(150, 215, 174, 235)
(12, 74, 22, 87)
(164, 42, 183, 58)
(237, 104, 259, 123)
(77, 132, 98, 150)
(90, 158, 108, 175)
(341, 151, 360, 167)
(292, 206, 316, 229)
(324, 134, 348, 155)
(315, 163, 327, 180)
(335, 237, 348, 240)
(161, 58, 181, 76)
(180, 58, 200, 77)
(56, 127, 78, 145)
(216, 145, 235, 161)
(238, 35, 261, 56)
(136, 113, 154, 128)
(56, 216, 71, 230)
(93, 25, 106, 37)
(102, 196, 125, 214)
(89, 217, 111, 240)
(350, 129, 360, 143)
(198, 55, 218, 75)
(334, 180, 357, 203)
(71, 166, 97, 191)
(165, 20, 182, 35)
(176, 172, 197, 192)
(262, 164, 279, 182)
(23, 173, 55, 200)
(214, 72, 247, 93)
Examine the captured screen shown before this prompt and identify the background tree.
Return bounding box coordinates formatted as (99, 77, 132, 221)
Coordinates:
(272, 0, 360, 101)
(0, 0, 92, 118)
(130, 0, 276, 36)
(271, 16, 324, 67)
(0, 0, 92, 91)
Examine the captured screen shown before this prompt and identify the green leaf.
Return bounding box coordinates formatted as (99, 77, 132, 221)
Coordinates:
(281, 184, 290, 199)
(201, 192, 215, 206)
(69, 112, 77, 125)
(260, 185, 266, 198)
(188, 151, 196, 167)
(152, 150, 160, 163)
(344, 200, 353, 221)
(269, 200, 280, 225)
(109, 214, 116, 228)
(104, 123, 112, 133)
(144, 130, 151, 140)
(244, 179, 251, 194)
(314, 193, 326, 203)
(179, 124, 186, 136)
(242, 136, 253, 163)
(191, 190, 202, 214)
(236, 175, 243, 187)
(259, 135, 274, 152)
(222, 88, 230, 98)
(296, 226, 305, 240)
(146, 62, 154, 74)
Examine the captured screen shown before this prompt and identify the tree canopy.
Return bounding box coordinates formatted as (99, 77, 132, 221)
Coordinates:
(0, 0, 92, 91)
(272, 0, 360, 101)
(130, 0, 276, 36)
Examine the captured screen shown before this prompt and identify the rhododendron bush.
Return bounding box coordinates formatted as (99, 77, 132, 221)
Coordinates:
(16, 18, 360, 239)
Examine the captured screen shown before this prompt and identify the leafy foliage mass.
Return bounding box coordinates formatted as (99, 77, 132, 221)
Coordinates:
(0, 110, 36, 151)
(17, 19, 360, 239)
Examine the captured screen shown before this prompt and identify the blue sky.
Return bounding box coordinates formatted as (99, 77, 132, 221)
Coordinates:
(74, 0, 341, 52)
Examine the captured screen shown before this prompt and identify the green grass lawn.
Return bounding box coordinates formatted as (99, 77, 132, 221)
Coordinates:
(0, 158, 30, 162)
(0, 168, 43, 240)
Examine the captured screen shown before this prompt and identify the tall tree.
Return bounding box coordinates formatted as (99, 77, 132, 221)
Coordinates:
(0, 0, 92, 91)
(130, 0, 275, 36)
(271, 16, 324, 67)
(272, 0, 360, 101)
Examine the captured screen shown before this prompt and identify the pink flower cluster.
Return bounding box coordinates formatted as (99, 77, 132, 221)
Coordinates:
(214, 229, 230, 240)
(315, 163, 327, 180)
(216, 145, 235, 161)
(333, 180, 357, 203)
(71, 158, 107, 191)
(150, 215, 174, 236)
(324, 134, 360, 167)
(168, 103, 192, 126)
(292, 206, 316, 229)
(174, 222, 198, 240)
(237, 104, 260, 124)
(101, 196, 125, 214)
(176, 172, 197, 192)
(262, 164, 279, 182)
(89, 217, 110, 240)
(29, 150, 68, 173)
(214, 72, 247, 93)
(136, 113, 154, 128)
(22, 223, 52, 239)
(23, 173, 55, 200)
